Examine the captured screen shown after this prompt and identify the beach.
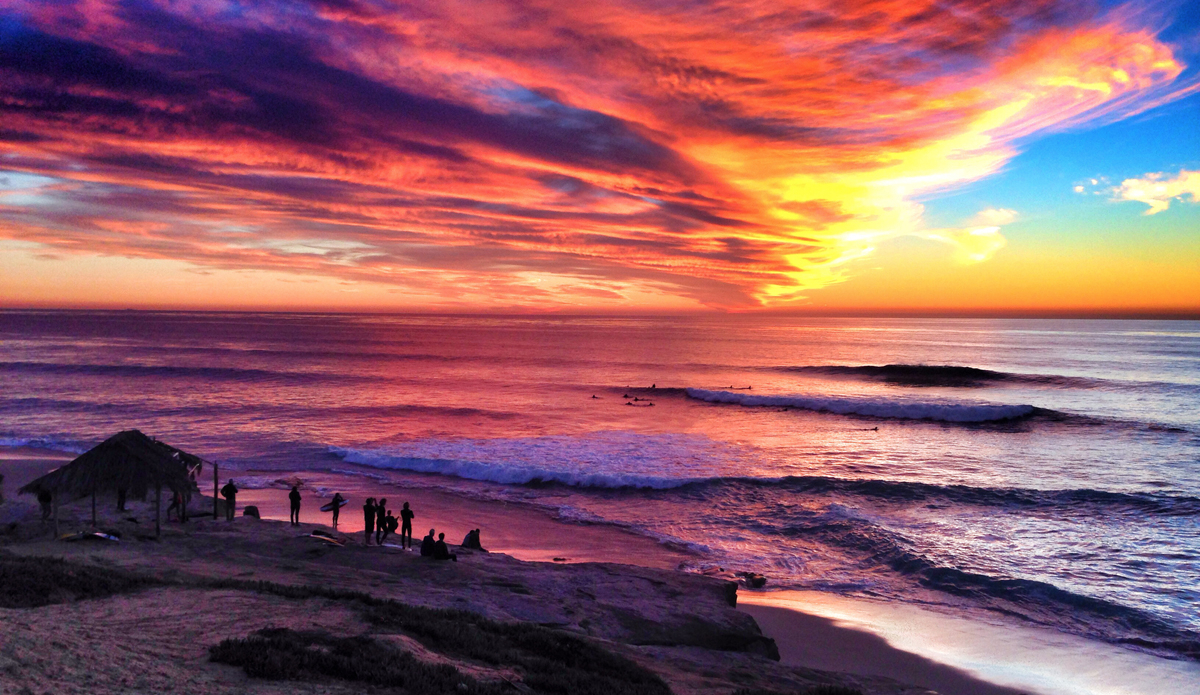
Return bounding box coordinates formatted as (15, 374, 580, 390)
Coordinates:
(0, 445, 1049, 695)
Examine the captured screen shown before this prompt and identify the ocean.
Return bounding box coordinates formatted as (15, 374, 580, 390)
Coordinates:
(2, 310, 1198, 664)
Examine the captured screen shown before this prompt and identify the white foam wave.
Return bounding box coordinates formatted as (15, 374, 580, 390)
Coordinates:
(0, 435, 88, 454)
(332, 432, 744, 490)
(685, 388, 1036, 423)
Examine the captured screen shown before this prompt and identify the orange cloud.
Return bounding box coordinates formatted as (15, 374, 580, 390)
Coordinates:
(0, 0, 1193, 309)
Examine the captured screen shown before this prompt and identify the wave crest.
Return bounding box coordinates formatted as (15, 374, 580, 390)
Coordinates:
(686, 388, 1037, 422)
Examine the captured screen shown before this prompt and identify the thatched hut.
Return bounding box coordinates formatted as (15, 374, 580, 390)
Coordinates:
(20, 430, 205, 537)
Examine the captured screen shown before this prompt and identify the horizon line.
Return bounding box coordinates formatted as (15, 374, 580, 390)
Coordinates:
(2, 305, 1198, 321)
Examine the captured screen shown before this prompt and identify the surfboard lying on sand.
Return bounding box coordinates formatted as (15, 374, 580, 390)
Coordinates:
(60, 531, 120, 542)
(319, 498, 349, 512)
(307, 530, 346, 546)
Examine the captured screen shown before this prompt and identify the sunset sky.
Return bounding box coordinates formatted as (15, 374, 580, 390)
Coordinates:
(1, 0, 1197, 313)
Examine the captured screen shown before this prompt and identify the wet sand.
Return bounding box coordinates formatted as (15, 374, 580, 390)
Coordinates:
(740, 590, 1200, 695)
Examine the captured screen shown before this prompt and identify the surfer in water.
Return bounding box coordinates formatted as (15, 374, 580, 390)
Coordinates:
(289, 485, 301, 526)
(375, 498, 388, 545)
(400, 502, 414, 549)
(363, 498, 376, 545)
(330, 492, 344, 527)
(220, 479, 238, 521)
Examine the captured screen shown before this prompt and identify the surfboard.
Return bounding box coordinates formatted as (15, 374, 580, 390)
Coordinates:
(307, 533, 345, 546)
(319, 498, 349, 512)
(60, 531, 120, 542)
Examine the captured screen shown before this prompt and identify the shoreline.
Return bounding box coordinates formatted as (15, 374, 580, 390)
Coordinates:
(5, 444, 1197, 694)
(739, 590, 1200, 695)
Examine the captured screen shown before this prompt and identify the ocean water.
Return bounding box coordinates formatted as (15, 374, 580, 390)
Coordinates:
(2, 310, 1198, 663)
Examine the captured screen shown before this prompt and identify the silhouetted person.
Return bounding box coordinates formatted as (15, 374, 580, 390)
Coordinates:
(461, 528, 485, 551)
(400, 502, 414, 549)
(420, 528, 436, 557)
(289, 485, 301, 526)
(38, 490, 52, 520)
(382, 511, 398, 543)
(375, 497, 388, 545)
(116, 488, 127, 512)
(433, 532, 457, 562)
(167, 491, 182, 521)
(363, 497, 376, 544)
(329, 492, 344, 527)
(220, 479, 238, 521)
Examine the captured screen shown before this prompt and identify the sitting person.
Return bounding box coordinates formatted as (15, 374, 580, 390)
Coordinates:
(420, 528, 436, 557)
(460, 528, 486, 551)
(383, 511, 399, 543)
(433, 532, 458, 562)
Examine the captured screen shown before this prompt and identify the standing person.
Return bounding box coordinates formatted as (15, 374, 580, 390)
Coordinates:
(363, 497, 376, 545)
(37, 490, 52, 520)
(166, 491, 182, 521)
(330, 492, 344, 528)
(220, 479, 238, 521)
(288, 485, 302, 526)
(399, 502, 414, 549)
(375, 498, 388, 545)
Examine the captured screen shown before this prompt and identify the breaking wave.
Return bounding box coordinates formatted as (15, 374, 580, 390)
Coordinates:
(686, 388, 1038, 422)
(776, 363, 1102, 388)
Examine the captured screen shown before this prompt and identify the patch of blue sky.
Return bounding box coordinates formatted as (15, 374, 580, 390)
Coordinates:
(917, 91, 1200, 230)
(0, 171, 59, 191)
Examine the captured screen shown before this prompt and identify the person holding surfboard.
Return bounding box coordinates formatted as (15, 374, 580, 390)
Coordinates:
(329, 492, 344, 527)
(363, 497, 376, 545)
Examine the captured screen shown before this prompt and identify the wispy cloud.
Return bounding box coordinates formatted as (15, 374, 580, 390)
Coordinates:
(0, 0, 1194, 308)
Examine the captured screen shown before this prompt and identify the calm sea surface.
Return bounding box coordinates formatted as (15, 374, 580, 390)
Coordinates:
(2, 311, 1198, 661)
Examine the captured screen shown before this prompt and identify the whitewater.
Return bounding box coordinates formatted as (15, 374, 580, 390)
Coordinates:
(2, 311, 1198, 666)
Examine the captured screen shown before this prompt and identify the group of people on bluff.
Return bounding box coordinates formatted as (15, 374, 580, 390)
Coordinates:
(361, 497, 413, 547)
(216, 479, 482, 559)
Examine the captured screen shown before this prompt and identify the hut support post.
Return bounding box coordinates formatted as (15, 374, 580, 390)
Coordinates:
(213, 463, 218, 519)
(155, 484, 162, 538)
(53, 488, 60, 538)
(91, 487, 97, 528)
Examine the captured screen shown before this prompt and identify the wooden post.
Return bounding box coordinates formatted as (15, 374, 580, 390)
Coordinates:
(91, 486, 97, 528)
(213, 462, 219, 519)
(155, 483, 162, 538)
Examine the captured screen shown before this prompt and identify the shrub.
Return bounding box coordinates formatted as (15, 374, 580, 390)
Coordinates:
(209, 628, 503, 694)
(0, 551, 163, 608)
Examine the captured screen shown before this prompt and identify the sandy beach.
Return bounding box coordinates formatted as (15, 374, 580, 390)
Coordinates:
(0, 445, 1082, 695)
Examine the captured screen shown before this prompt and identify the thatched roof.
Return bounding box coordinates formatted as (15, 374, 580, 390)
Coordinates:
(20, 430, 204, 499)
